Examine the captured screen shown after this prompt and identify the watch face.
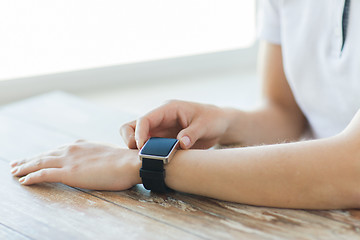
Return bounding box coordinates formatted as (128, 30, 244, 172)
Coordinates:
(140, 137, 178, 157)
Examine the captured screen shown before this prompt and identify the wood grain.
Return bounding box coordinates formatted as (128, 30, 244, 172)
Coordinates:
(1, 91, 360, 240)
(82, 188, 272, 240)
(86, 189, 360, 240)
(0, 223, 30, 240)
(0, 161, 200, 240)
(0, 97, 201, 240)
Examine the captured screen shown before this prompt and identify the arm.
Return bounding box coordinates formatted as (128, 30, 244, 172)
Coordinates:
(166, 129, 360, 209)
(219, 41, 307, 146)
(10, 41, 359, 209)
(120, 41, 307, 150)
(11, 114, 360, 209)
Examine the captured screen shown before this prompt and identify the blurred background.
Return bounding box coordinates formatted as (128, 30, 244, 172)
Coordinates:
(0, 0, 260, 115)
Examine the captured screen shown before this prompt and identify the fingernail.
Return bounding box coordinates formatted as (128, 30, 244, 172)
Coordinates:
(9, 161, 19, 168)
(19, 177, 26, 184)
(11, 167, 19, 175)
(181, 136, 191, 148)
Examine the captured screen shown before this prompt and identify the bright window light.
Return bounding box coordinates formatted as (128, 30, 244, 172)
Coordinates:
(0, 0, 256, 80)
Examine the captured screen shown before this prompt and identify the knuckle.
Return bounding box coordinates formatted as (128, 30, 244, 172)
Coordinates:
(120, 125, 133, 137)
(66, 144, 80, 153)
(38, 169, 47, 178)
(119, 125, 126, 134)
(69, 164, 80, 174)
(166, 99, 181, 106)
(45, 155, 62, 163)
(137, 116, 146, 122)
(120, 122, 129, 131)
(18, 158, 28, 165)
(127, 133, 135, 140)
(136, 116, 149, 127)
(34, 158, 43, 167)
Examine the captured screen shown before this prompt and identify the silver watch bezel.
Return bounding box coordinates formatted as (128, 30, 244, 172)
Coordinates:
(139, 138, 179, 164)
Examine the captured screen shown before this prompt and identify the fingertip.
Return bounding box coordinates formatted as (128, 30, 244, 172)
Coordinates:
(9, 161, 18, 168)
(120, 122, 138, 149)
(19, 176, 27, 184)
(180, 136, 192, 149)
(20, 169, 62, 185)
(135, 117, 151, 149)
(10, 159, 24, 168)
(10, 166, 19, 175)
(136, 140, 144, 150)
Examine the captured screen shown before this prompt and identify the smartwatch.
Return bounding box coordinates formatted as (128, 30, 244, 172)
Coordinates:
(139, 137, 179, 192)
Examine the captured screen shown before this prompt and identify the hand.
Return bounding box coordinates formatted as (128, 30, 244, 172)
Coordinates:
(9, 140, 141, 190)
(120, 100, 230, 150)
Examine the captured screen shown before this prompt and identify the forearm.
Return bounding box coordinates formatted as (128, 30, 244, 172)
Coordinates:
(219, 41, 307, 147)
(166, 132, 360, 209)
(219, 103, 307, 146)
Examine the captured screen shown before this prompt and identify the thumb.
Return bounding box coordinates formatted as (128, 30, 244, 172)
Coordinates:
(177, 123, 204, 149)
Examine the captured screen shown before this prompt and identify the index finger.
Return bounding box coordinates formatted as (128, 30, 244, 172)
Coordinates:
(120, 121, 137, 149)
(135, 105, 174, 149)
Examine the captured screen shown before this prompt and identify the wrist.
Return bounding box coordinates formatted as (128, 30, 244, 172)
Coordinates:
(132, 153, 142, 185)
(133, 160, 142, 185)
(218, 108, 247, 146)
(164, 149, 188, 192)
(121, 149, 142, 186)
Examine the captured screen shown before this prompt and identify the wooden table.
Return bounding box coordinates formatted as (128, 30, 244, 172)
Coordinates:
(1, 92, 360, 240)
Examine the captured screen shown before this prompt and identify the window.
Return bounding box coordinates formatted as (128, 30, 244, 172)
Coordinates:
(0, 0, 256, 80)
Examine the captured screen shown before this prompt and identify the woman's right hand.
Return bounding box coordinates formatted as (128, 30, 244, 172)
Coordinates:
(120, 100, 231, 150)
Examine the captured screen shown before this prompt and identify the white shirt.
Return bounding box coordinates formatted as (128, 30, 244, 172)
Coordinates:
(258, 0, 360, 139)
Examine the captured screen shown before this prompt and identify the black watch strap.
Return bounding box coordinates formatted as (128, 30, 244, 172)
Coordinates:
(140, 158, 171, 193)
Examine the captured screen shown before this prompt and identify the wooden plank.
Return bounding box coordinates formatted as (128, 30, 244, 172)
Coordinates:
(0, 96, 270, 239)
(0, 114, 263, 239)
(82, 188, 274, 240)
(2, 92, 360, 240)
(0, 93, 273, 239)
(86, 188, 360, 240)
(0, 160, 201, 240)
(0, 223, 31, 240)
(308, 209, 360, 230)
(214, 201, 360, 240)
(0, 108, 201, 239)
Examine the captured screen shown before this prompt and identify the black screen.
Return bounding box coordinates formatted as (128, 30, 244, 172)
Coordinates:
(141, 137, 178, 157)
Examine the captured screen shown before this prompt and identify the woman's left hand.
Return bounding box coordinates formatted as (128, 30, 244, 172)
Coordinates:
(9, 140, 141, 190)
